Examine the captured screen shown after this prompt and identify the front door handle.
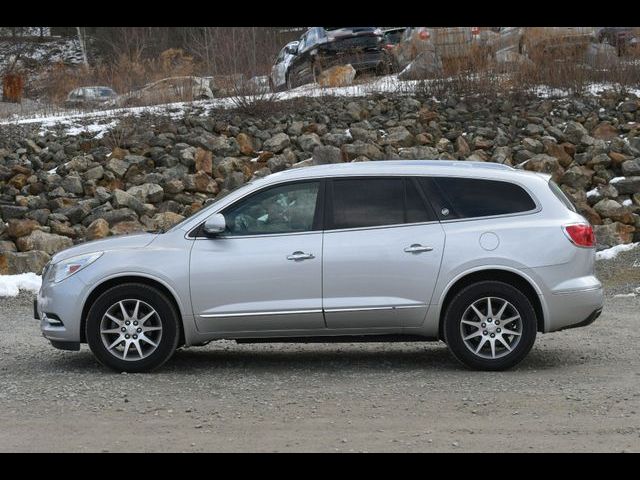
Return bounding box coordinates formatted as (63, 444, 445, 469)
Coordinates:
(404, 244, 433, 254)
(287, 251, 315, 261)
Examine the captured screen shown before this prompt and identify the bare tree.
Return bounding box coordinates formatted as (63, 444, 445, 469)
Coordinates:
(76, 27, 89, 67)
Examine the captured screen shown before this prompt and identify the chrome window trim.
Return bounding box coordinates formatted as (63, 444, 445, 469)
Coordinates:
(185, 172, 543, 239)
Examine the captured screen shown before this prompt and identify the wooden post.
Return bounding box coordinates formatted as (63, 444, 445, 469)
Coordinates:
(2, 73, 24, 103)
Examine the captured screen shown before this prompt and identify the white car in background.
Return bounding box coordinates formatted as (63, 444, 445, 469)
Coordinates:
(269, 41, 299, 92)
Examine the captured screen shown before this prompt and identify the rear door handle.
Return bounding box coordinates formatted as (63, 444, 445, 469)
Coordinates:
(404, 244, 433, 253)
(287, 251, 315, 261)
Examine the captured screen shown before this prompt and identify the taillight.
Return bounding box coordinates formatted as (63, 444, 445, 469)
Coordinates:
(563, 224, 595, 248)
(471, 27, 480, 35)
(419, 30, 430, 40)
(385, 44, 394, 50)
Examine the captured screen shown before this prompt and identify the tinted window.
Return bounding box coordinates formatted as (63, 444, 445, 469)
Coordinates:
(421, 177, 536, 219)
(406, 178, 434, 223)
(329, 178, 434, 229)
(222, 181, 319, 236)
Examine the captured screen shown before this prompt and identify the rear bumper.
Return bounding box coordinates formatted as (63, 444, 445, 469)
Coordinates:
(319, 50, 386, 71)
(556, 307, 602, 332)
(543, 285, 604, 332)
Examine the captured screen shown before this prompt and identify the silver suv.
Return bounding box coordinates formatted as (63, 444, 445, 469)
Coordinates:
(36, 161, 604, 372)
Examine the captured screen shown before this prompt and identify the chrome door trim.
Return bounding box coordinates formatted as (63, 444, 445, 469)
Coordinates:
(324, 304, 426, 313)
(200, 309, 323, 318)
(200, 304, 426, 318)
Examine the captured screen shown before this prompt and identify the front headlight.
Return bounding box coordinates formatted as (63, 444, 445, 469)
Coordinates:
(50, 252, 103, 283)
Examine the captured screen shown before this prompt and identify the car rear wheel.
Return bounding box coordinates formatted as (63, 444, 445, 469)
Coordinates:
(443, 281, 537, 371)
(86, 283, 180, 373)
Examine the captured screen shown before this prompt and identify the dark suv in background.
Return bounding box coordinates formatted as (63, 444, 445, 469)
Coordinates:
(286, 27, 389, 88)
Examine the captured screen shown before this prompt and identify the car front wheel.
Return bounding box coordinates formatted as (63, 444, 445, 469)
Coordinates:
(85, 283, 180, 372)
(443, 281, 537, 371)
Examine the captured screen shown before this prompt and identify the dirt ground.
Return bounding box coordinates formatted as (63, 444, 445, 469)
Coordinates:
(0, 249, 638, 452)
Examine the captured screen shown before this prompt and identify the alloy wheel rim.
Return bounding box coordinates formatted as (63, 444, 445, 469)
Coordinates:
(459, 296, 522, 360)
(100, 299, 163, 361)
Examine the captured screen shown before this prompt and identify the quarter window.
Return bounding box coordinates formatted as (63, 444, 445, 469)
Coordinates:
(222, 181, 320, 236)
(420, 177, 536, 220)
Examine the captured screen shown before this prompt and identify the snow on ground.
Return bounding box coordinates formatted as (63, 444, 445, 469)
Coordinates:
(596, 242, 639, 260)
(1, 73, 638, 141)
(0, 273, 41, 297)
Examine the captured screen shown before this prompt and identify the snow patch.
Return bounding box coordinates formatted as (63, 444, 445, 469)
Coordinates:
(0, 273, 42, 297)
(586, 188, 599, 198)
(610, 177, 625, 184)
(622, 199, 633, 206)
(64, 120, 118, 139)
(596, 242, 640, 260)
(613, 293, 636, 298)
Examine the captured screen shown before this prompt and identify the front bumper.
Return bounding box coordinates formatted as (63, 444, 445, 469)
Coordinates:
(36, 272, 89, 347)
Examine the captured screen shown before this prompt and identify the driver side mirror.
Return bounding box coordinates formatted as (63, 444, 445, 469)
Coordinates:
(202, 213, 226, 236)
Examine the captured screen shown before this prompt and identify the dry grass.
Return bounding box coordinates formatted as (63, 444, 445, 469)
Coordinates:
(34, 48, 197, 106)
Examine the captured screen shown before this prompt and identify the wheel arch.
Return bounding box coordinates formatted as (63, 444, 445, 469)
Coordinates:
(437, 268, 545, 339)
(80, 274, 186, 346)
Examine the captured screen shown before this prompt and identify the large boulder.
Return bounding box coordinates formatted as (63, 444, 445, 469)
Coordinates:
(126, 183, 164, 204)
(563, 121, 589, 145)
(559, 166, 594, 190)
(593, 199, 634, 224)
(383, 126, 415, 148)
(0, 205, 28, 220)
(86, 218, 110, 240)
(112, 189, 145, 215)
(236, 133, 254, 156)
(621, 159, 640, 177)
(110, 220, 145, 236)
(6, 219, 41, 239)
(263, 133, 290, 153)
(523, 154, 564, 182)
(591, 122, 618, 141)
(594, 222, 636, 248)
(0, 240, 16, 252)
(398, 50, 443, 80)
(149, 212, 185, 231)
(184, 172, 219, 194)
(611, 177, 640, 195)
(0, 250, 51, 275)
(15, 230, 73, 255)
(341, 142, 384, 161)
(312, 145, 343, 165)
(317, 64, 357, 87)
(194, 148, 213, 175)
(298, 133, 323, 152)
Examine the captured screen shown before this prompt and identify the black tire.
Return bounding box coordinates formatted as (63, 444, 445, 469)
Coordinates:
(443, 281, 537, 371)
(85, 283, 181, 373)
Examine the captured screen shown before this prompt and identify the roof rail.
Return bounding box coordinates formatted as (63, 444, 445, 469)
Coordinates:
(368, 160, 515, 170)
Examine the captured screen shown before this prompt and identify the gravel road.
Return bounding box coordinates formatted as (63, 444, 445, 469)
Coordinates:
(1, 250, 639, 452)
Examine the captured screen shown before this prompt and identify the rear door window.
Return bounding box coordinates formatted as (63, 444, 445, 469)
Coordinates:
(327, 177, 435, 230)
(419, 177, 537, 220)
